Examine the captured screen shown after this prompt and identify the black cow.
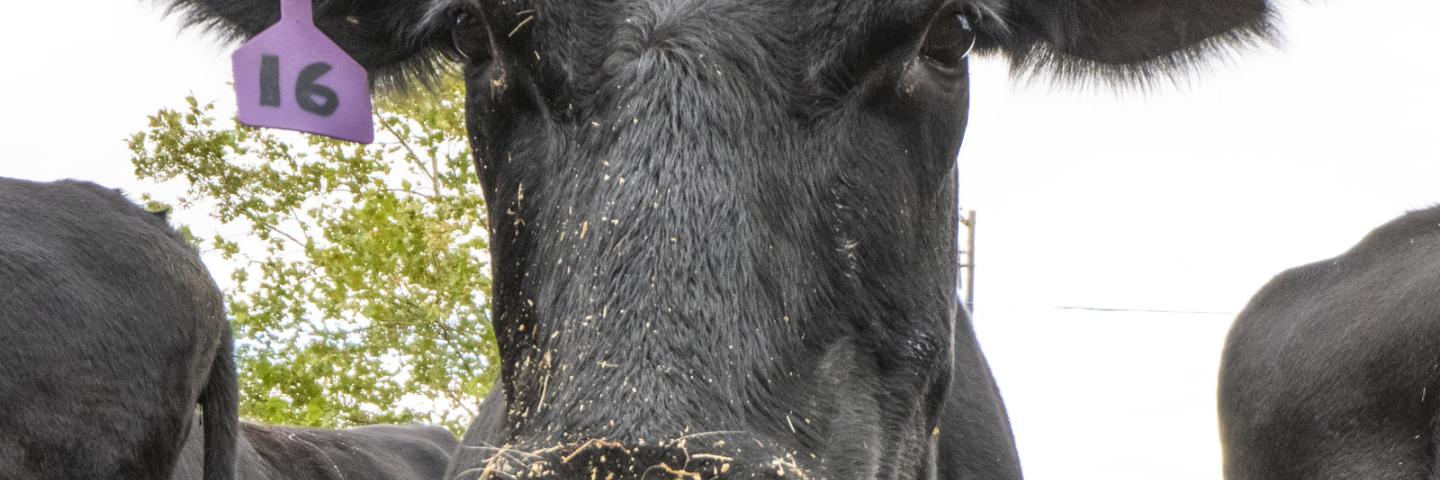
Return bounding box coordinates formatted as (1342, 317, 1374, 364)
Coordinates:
(0, 177, 236, 479)
(171, 418, 458, 480)
(1220, 207, 1440, 479)
(158, 1, 1274, 479)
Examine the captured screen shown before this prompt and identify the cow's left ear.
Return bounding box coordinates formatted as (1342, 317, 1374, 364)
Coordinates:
(974, 0, 1275, 81)
(162, 0, 460, 90)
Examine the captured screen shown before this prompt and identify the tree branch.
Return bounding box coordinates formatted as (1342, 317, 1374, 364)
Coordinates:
(379, 120, 439, 193)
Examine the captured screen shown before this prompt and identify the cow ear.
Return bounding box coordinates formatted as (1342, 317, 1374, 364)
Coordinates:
(973, 0, 1276, 84)
(160, 0, 461, 90)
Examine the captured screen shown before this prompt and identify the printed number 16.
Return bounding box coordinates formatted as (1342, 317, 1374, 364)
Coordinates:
(259, 54, 340, 117)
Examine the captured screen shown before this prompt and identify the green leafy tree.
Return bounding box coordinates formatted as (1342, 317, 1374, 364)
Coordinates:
(129, 75, 494, 432)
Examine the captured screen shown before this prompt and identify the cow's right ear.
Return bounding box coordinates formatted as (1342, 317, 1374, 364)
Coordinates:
(162, 0, 461, 90)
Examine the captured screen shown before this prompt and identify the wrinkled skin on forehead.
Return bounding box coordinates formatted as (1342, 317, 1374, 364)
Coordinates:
(156, 0, 1273, 478)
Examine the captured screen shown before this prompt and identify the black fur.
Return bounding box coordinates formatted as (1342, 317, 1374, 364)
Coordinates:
(154, 0, 1273, 479)
(170, 418, 459, 480)
(202, 328, 240, 480)
(1220, 207, 1440, 479)
(0, 177, 237, 480)
(976, 0, 1276, 87)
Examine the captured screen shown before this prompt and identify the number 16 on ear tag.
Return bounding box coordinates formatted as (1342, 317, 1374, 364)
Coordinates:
(232, 0, 375, 143)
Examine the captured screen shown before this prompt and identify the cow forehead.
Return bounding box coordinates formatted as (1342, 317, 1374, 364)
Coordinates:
(432, 0, 994, 44)
(433, 0, 998, 110)
(452, 0, 939, 17)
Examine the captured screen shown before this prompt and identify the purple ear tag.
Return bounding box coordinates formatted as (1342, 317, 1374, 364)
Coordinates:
(232, 0, 374, 143)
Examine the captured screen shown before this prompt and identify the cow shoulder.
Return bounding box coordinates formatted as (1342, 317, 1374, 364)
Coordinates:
(1223, 206, 1440, 408)
(243, 424, 349, 480)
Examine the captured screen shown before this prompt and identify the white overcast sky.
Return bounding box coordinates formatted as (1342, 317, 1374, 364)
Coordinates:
(1, 1, 1437, 479)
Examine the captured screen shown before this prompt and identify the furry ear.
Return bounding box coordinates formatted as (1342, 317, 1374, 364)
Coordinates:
(975, 0, 1276, 85)
(159, 0, 460, 90)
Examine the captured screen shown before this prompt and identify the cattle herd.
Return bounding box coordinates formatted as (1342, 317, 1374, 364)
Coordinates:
(0, 0, 1427, 479)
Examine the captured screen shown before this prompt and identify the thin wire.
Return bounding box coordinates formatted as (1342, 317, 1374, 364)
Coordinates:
(1051, 306, 1235, 316)
(975, 303, 1237, 316)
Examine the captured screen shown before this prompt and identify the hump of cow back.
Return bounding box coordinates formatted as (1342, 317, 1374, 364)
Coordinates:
(0, 177, 227, 479)
(241, 422, 456, 480)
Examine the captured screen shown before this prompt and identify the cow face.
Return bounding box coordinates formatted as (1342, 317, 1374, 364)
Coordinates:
(162, 0, 1273, 478)
(449, 0, 975, 477)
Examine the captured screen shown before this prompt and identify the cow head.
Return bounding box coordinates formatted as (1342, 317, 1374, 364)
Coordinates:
(166, 0, 1272, 478)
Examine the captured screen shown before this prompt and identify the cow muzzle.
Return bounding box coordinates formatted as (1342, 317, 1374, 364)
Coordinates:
(454, 435, 812, 480)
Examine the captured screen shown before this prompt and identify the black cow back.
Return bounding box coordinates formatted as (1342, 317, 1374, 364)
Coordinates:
(0, 177, 232, 479)
(172, 418, 458, 480)
(1220, 206, 1440, 479)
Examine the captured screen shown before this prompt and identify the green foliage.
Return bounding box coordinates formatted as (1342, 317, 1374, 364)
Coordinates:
(129, 75, 494, 432)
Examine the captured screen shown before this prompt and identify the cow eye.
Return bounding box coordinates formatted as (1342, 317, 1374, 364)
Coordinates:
(452, 10, 492, 62)
(919, 12, 976, 70)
